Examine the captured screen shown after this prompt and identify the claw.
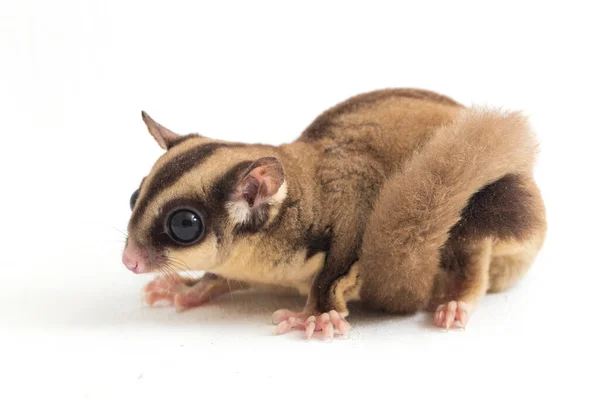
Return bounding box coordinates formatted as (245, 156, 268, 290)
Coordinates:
(305, 316, 316, 339)
(328, 310, 350, 336)
(457, 302, 469, 329)
(323, 321, 334, 341)
(319, 313, 333, 341)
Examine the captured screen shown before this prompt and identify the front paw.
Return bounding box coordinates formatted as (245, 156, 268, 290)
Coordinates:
(143, 275, 221, 311)
(272, 309, 351, 340)
(143, 275, 183, 306)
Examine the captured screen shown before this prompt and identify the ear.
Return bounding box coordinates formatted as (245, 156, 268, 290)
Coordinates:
(235, 157, 285, 207)
(141, 111, 181, 150)
(228, 157, 287, 226)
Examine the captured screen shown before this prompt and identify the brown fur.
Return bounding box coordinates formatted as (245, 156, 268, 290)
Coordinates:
(358, 107, 545, 313)
(125, 88, 546, 323)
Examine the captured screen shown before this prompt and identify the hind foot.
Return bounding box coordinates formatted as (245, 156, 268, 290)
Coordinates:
(272, 309, 351, 340)
(433, 300, 470, 329)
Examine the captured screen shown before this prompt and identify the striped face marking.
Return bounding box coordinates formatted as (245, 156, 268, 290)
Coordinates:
(125, 135, 288, 275)
(129, 142, 242, 229)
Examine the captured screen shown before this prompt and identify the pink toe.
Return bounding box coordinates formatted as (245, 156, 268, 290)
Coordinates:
(287, 317, 300, 327)
(145, 291, 172, 306)
(447, 301, 457, 312)
(306, 321, 316, 339)
(457, 308, 468, 328)
(275, 321, 293, 335)
(337, 320, 350, 336)
(272, 309, 296, 324)
(315, 313, 331, 330)
(436, 310, 445, 327)
(328, 311, 350, 336)
(323, 322, 334, 341)
(174, 292, 204, 312)
(444, 313, 454, 329)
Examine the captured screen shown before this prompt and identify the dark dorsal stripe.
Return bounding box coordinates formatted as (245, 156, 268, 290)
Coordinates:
(301, 88, 463, 141)
(131, 142, 242, 228)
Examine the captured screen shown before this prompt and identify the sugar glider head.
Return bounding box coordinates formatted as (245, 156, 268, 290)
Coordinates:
(122, 112, 287, 274)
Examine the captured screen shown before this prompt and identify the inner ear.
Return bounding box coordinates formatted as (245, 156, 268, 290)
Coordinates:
(141, 111, 181, 150)
(234, 157, 285, 208)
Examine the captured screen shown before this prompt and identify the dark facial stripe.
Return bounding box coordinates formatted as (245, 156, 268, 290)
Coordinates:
(146, 161, 254, 251)
(207, 160, 255, 244)
(167, 133, 201, 149)
(131, 142, 242, 228)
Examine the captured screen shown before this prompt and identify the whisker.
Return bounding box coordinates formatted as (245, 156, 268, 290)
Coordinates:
(164, 255, 194, 276)
(226, 279, 234, 301)
(111, 227, 128, 239)
(165, 261, 188, 273)
(163, 259, 194, 280)
(165, 253, 192, 270)
(166, 258, 188, 270)
(236, 280, 245, 291)
(159, 265, 179, 283)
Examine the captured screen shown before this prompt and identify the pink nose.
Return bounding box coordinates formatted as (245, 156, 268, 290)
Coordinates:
(122, 243, 148, 274)
(122, 253, 139, 272)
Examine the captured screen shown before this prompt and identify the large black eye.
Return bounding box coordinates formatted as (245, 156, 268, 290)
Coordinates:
(130, 189, 140, 210)
(168, 209, 204, 244)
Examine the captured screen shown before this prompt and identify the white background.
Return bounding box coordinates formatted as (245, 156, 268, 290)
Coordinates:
(1, 1, 599, 399)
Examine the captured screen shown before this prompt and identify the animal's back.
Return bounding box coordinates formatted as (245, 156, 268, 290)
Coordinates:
(297, 88, 464, 172)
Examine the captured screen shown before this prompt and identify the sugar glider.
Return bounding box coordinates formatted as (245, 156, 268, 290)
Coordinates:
(122, 88, 546, 339)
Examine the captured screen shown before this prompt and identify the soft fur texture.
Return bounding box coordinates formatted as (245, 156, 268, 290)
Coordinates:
(359, 108, 546, 313)
(125, 88, 546, 329)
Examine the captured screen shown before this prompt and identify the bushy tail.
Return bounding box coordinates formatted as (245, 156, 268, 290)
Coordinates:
(359, 108, 539, 311)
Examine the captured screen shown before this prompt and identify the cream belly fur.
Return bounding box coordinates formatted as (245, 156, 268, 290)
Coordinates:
(210, 240, 327, 296)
